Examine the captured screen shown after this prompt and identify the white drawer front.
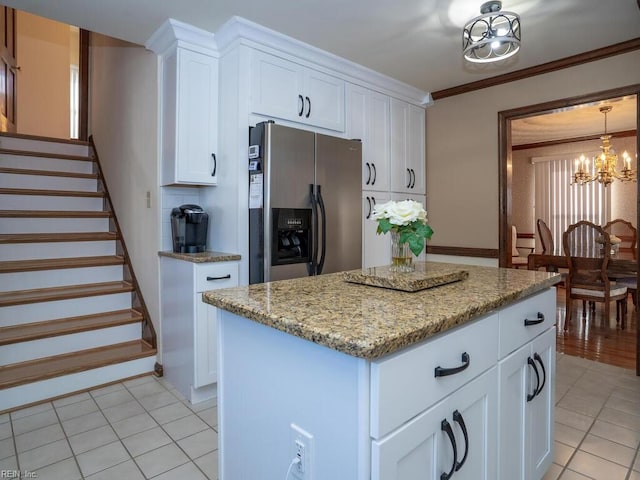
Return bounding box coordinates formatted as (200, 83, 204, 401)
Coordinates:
(370, 312, 499, 439)
(498, 289, 556, 359)
(195, 263, 239, 293)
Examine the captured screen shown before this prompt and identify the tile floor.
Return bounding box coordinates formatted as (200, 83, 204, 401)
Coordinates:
(1, 352, 639, 479)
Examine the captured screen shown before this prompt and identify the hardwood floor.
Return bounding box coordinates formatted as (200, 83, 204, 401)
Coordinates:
(555, 287, 637, 370)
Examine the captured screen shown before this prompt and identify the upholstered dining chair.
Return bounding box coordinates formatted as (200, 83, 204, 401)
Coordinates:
(511, 225, 531, 268)
(563, 220, 627, 329)
(603, 219, 637, 259)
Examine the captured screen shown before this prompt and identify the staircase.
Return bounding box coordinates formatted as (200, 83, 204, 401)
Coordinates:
(0, 133, 157, 412)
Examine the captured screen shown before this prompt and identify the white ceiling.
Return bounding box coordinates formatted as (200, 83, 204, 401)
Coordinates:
(4, 0, 640, 94)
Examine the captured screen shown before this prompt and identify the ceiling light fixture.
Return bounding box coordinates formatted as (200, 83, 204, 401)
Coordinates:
(572, 106, 637, 187)
(463, 1, 521, 63)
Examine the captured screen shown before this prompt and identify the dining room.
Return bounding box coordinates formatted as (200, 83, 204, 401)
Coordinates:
(502, 88, 639, 373)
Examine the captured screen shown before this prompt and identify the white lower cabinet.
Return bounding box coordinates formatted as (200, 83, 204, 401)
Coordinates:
(373, 367, 498, 480)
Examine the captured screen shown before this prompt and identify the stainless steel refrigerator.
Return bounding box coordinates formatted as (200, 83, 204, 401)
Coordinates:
(248, 122, 362, 284)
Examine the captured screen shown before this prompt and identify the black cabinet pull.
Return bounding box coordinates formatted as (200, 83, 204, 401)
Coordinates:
(406, 168, 411, 188)
(365, 162, 371, 185)
(366, 196, 372, 219)
(534, 352, 546, 397)
(371, 163, 377, 185)
(435, 352, 470, 377)
(453, 410, 469, 471)
(441, 419, 457, 480)
(524, 312, 545, 327)
(371, 197, 376, 206)
(410, 168, 416, 188)
(206, 274, 231, 281)
(305, 96, 311, 118)
(298, 94, 304, 116)
(211, 153, 217, 177)
(527, 357, 540, 402)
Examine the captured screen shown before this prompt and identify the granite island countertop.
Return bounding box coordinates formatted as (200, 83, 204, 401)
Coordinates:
(202, 261, 560, 360)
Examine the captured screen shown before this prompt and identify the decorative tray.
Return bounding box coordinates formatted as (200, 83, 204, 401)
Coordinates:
(343, 262, 469, 292)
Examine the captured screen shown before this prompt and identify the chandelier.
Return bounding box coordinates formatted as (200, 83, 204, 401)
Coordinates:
(462, 1, 521, 63)
(572, 106, 637, 187)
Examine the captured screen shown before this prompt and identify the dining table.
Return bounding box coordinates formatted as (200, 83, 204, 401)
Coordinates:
(527, 249, 639, 375)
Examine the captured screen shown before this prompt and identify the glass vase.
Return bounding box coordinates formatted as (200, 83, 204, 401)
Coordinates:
(389, 230, 415, 272)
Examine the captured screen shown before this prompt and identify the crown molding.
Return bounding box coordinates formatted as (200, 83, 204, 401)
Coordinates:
(145, 18, 217, 57)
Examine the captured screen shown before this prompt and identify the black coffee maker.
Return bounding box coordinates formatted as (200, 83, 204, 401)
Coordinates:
(171, 204, 209, 253)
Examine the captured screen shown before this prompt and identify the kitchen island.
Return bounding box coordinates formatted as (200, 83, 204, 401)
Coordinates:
(203, 262, 560, 480)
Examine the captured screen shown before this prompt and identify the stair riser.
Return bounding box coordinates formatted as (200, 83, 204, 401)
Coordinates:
(2, 323, 142, 365)
(0, 154, 93, 174)
(0, 240, 116, 261)
(0, 173, 97, 192)
(0, 194, 104, 211)
(0, 292, 132, 326)
(0, 137, 89, 157)
(0, 357, 155, 412)
(0, 217, 110, 233)
(0, 265, 123, 291)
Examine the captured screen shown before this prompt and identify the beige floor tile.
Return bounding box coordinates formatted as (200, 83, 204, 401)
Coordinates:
(15, 423, 65, 453)
(579, 434, 636, 468)
(85, 459, 145, 480)
(634, 454, 640, 471)
(0, 422, 11, 441)
(128, 380, 168, 399)
(605, 396, 640, 416)
(194, 450, 219, 480)
(178, 428, 218, 460)
(555, 381, 572, 402)
(68, 425, 119, 455)
(149, 402, 192, 425)
(134, 443, 189, 478)
(10, 402, 53, 420)
(93, 389, 135, 410)
(0, 413, 8, 424)
(589, 419, 640, 449)
(188, 398, 217, 413)
(17, 438, 73, 472)
(542, 463, 563, 480)
(555, 422, 587, 448)
(0, 437, 14, 460)
(55, 398, 99, 421)
(61, 411, 108, 437)
(76, 441, 131, 477)
(121, 426, 172, 457)
(123, 375, 156, 388)
(11, 409, 58, 436)
(555, 407, 594, 432)
(111, 412, 157, 439)
(52, 392, 92, 408)
(33, 457, 82, 480)
(101, 400, 145, 424)
(89, 383, 125, 398)
(137, 391, 180, 411)
(198, 406, 218, 428)
(152, 460, 208, 480)
(567, 450, 628, 480)
(598, 408, 640, 432)
(163, 414, 209, 441)
(0, 455, 17, 471)
(629, 471, 640, 480)
(611, 386, 640, 403)
(554, 441, 575, 466)
(557, 391, 606, 418)
(559, 468, 595, 479)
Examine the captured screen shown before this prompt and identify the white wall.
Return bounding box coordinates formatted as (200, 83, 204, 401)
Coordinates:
(16, 11, 70, 137)
(88, 33, 161, 354)
(426, 51, 640, 249)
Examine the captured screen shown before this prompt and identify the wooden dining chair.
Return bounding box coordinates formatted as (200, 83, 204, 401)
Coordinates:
(537, 218, 554, 254)
(563, 220, 628, 329)
(603, 219, 637, 259)
(511, 225, 532, 268)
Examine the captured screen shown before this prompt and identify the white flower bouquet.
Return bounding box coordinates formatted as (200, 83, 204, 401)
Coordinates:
(372, 200, 434, 256)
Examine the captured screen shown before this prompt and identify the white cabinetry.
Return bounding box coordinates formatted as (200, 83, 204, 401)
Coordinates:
(390, 98, 425, 194)
(347, 84, 390, 191)
(160, 257, 238, 403)
(362, 191, 390, 268)
(161, 47, 219, 185)
(250, 50, 345, 132)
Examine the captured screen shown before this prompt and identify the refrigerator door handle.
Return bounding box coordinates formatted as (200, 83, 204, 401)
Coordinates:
(308, 184, 319, 276)
(316, 184, 327, 275)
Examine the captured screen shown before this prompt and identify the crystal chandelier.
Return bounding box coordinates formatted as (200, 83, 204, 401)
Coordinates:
(572, 106, 637, 187)
(463, 1, 521, 63)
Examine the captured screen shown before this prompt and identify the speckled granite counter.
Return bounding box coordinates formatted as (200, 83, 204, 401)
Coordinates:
(202, 261, 559, 359)
(158, 250, 240, 263)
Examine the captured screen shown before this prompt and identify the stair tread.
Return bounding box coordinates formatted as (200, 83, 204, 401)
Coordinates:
(0, 280, 134, 306)
(0, 210, 111, 218)
(0, 309, 144, 345)
(0, 232, 118, 244)
(0, 188, 104, 197)
(0, 340, 156, 389)
(0, 148, 93, 162)
(0, 166, 98, 179)
(0, 255, 124, 273)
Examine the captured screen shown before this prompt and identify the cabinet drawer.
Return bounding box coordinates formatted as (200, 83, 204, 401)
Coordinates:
(195, 263, 239, 293)
(498, 289, 556, 359)
(370, 313, 499, 439)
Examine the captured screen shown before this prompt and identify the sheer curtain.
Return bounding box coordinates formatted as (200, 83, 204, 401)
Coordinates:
(533, 154, 611, 252)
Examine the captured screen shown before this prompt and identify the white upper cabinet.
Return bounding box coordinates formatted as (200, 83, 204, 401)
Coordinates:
(347, 84, 390, 191)
(250, 50, 345, 132)
(390, 98, 425, 194)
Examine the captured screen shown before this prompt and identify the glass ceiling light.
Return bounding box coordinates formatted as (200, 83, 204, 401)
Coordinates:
(573, 106, 637, 187)
(463, 1, 521, 63)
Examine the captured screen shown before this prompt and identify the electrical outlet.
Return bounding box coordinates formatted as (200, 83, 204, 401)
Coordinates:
(290, 423, 313, 480)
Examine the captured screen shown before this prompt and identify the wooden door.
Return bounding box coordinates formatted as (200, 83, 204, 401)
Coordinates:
(0, 6, 16, 132)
